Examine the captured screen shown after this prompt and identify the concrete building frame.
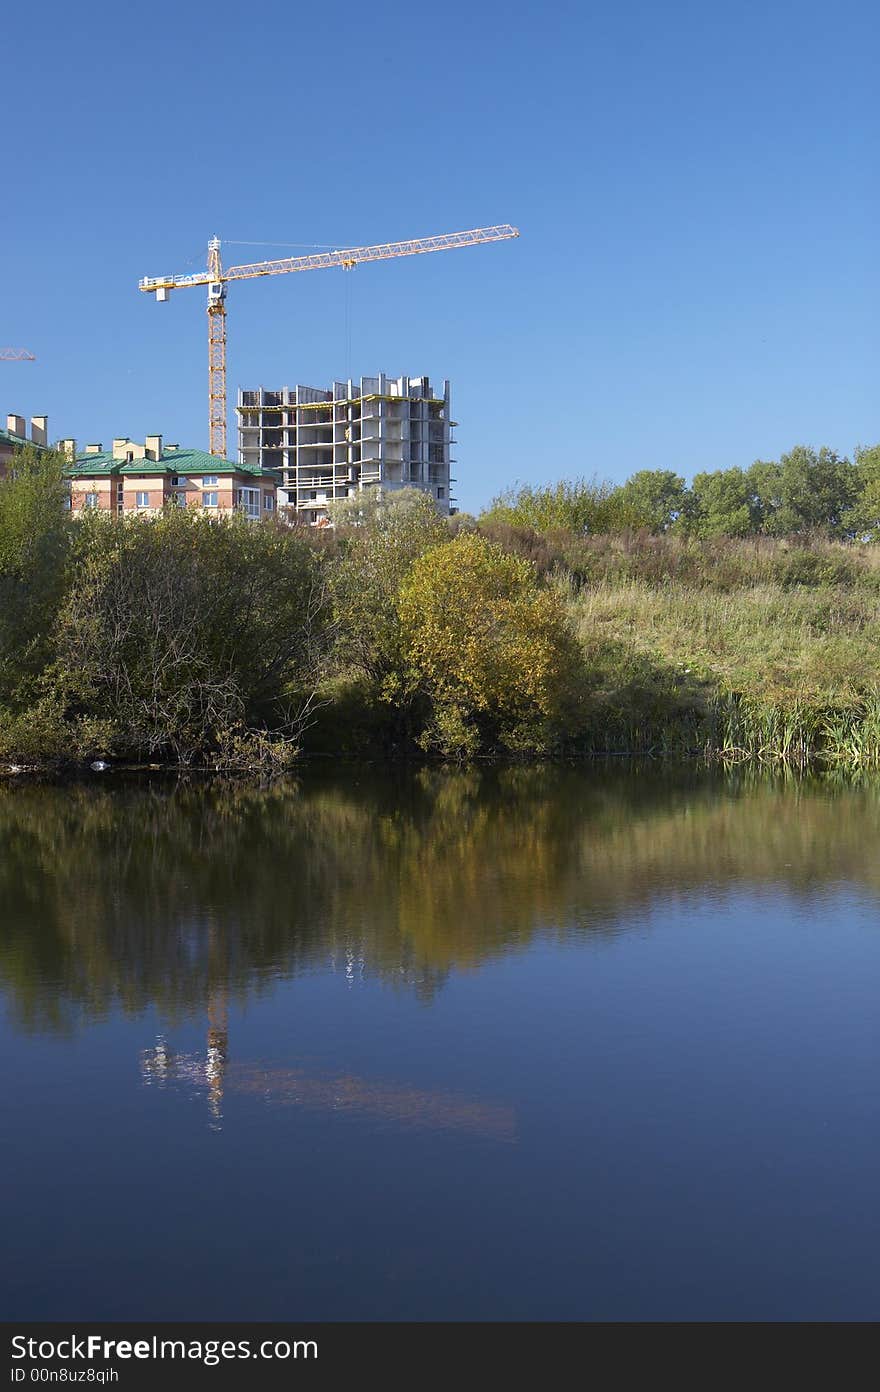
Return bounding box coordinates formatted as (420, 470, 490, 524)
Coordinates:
(237, 373, 454, 524)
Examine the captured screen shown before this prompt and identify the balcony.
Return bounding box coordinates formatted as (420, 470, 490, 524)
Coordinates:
(293, 475, 341, 490)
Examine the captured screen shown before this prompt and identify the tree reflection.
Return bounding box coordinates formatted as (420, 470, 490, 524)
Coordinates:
(3, 764, 880, 1034)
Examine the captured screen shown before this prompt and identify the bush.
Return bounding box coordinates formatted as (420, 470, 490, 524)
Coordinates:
(329, 488, 448, 699)
(54, 508, 330, 763)
(397, 533, 583, 757)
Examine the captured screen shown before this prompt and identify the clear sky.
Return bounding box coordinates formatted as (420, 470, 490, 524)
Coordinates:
(2, 0, 876, 512)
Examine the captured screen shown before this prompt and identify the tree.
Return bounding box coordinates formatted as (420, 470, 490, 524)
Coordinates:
(688, 467, 758, 538)
(842, 444, 880, 541)
(329, 488, 448, 688)
(397, 533, 582, 757)
(56, 508, 330, 763)
(0, 447, 70, 709)
(750, 446, 858, 537)
(614, 469, 687, 532)
(744, 459, 783, 533)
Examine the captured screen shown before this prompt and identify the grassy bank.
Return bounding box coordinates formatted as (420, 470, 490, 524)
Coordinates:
(564, 566, 880, 766)
(301, 534, 880, 768)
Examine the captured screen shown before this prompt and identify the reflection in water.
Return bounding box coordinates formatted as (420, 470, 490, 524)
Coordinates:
(4, 763, 880, 1035)
(7, 764, 880, 1321)
(141, 1029, 516, 1141)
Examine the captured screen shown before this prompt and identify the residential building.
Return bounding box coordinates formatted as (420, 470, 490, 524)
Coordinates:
(62, 434, 277, 518)
(1, 412, 49, 474)
(237, 373, 454, 524)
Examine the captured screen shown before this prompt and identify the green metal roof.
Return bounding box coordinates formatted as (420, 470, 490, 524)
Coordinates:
(67, 446, 275, 480)
(0, 428, 48, 452)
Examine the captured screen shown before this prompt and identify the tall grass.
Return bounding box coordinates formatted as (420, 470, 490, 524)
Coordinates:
(567, 572, 880, 768)
(479, 524, 880, 594)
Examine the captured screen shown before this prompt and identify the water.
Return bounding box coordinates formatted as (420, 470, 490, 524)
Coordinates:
(2, 764, 880, 1321)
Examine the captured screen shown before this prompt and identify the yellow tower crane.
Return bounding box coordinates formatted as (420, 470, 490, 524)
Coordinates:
(139, 225, 519, 458)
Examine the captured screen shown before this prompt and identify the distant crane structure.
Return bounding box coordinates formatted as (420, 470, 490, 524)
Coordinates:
(0, 349, 35, 361)
(139, 225, 519, 458)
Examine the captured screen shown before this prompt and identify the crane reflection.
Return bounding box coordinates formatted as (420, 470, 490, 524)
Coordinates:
(141, 998, 515, 1143)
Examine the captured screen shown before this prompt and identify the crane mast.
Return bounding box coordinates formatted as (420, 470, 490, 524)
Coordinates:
(140, 224, 519, 458)
(206, 238, 227, 458)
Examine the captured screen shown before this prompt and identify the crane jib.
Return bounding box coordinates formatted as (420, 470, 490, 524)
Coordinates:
(138, 222, 519, 458)
(139, 226, 519, 294)
(225, 227, 519, 281)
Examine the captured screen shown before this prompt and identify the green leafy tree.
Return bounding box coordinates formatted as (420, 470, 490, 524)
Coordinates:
(55, 508, 329, 762)
(842, 444, 880, 540)
(0, 447, 70, 709)
(329, 488, 448, 688)
(614, 469, 688, 533)
(397, 533, 582, 757)
(744, 459, 783, 533)
(688, 467, 758, 538)
(751, 446, 858, 537)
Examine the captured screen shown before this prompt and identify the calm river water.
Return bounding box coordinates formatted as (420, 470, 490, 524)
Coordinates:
(2, 764, 880, 1321)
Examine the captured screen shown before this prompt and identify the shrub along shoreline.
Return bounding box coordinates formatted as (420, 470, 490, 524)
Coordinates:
(4, 449, 880, 772)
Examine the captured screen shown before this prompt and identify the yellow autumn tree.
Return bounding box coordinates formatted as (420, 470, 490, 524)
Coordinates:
(397, 533, 582, 757)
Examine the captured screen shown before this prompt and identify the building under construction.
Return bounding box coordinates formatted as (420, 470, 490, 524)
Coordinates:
(237, 373, 454, 524)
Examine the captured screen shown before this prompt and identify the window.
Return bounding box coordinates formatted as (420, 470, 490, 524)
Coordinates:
(437, 486, 445, 499)
(83, 493, 99, 510)
(238, 487, 260, 519)
(170, 476, 188, 488)
(63, 494, 71, 511)
(175, 492, 187, 507)
(202, 475, 218, 487)
(136, 491, 150, 508)
(263, 493, 274, 511)
(203, 491, 218, 508)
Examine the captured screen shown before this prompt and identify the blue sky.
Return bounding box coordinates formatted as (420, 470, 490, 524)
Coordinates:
(2, 0, 876, 512)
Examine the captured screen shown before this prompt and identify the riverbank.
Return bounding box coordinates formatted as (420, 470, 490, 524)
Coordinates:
(4, 455, 880, 770)
(306, 532, 880, 767)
